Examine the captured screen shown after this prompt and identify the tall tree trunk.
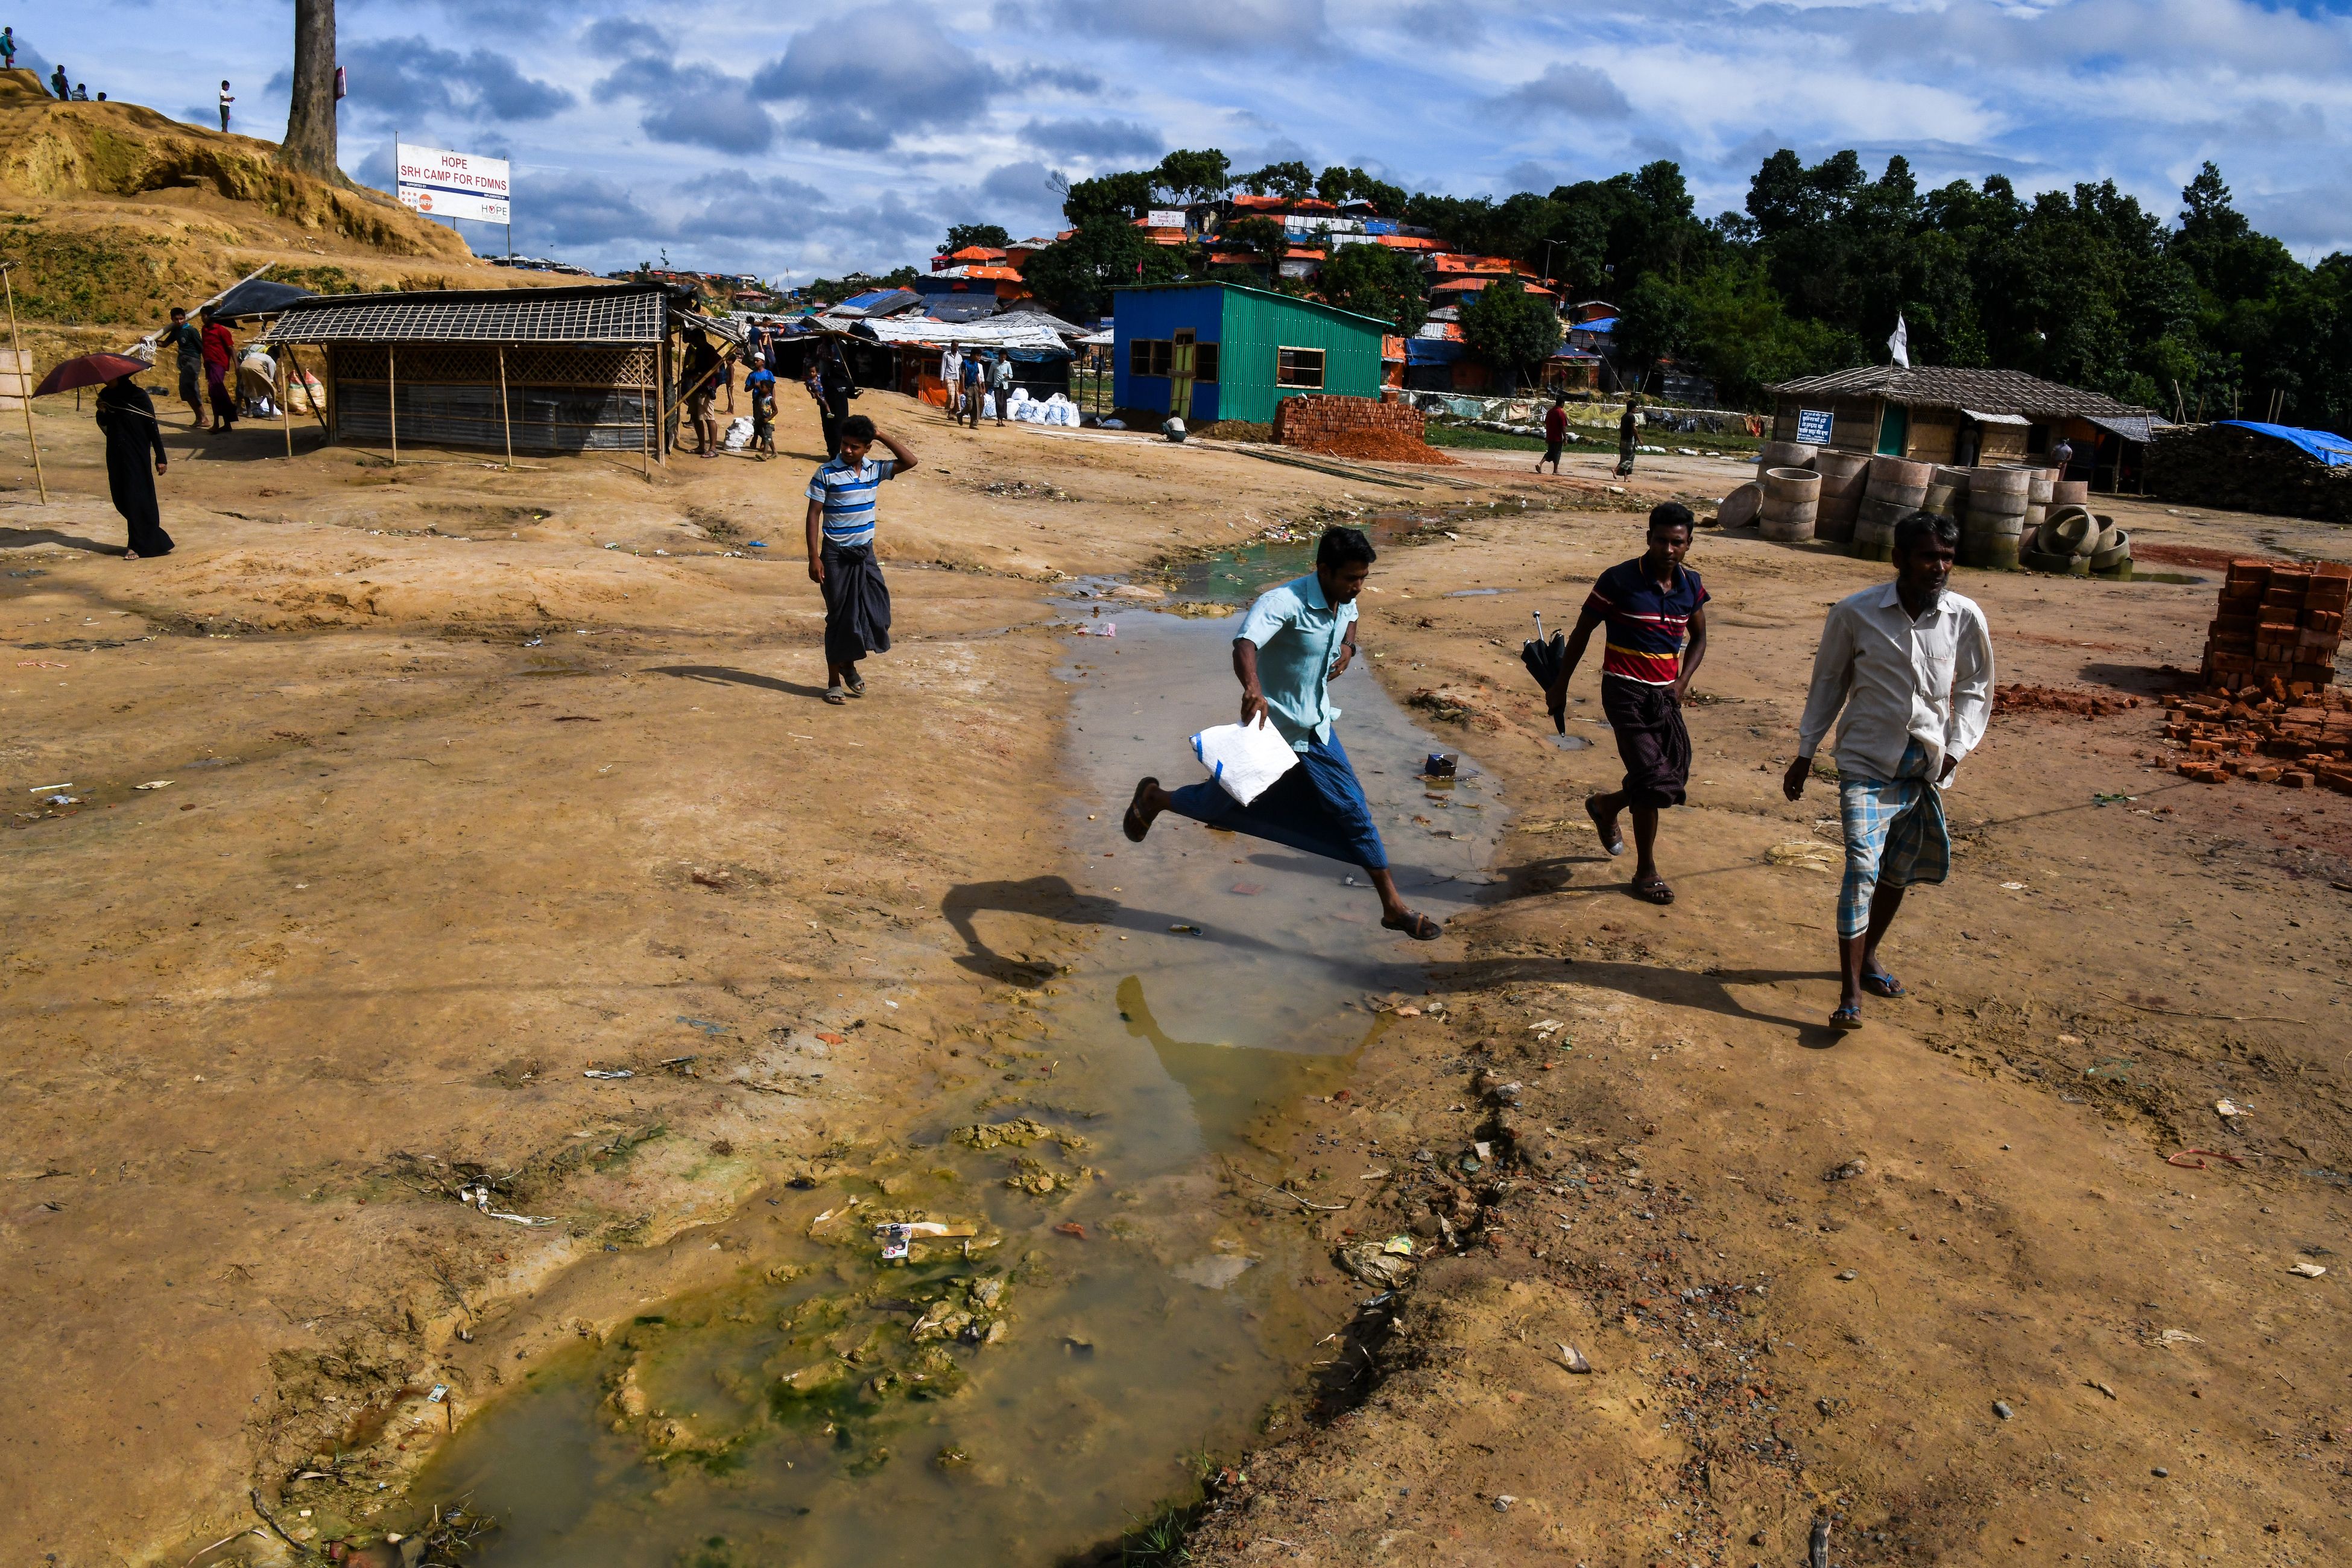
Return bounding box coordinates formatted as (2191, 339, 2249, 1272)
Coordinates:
(280, 0, 337, 176)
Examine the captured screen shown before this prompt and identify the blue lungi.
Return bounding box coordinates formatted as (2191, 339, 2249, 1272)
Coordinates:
(1836, 739, 1950, 938)
(1164, 731, 1388, 871)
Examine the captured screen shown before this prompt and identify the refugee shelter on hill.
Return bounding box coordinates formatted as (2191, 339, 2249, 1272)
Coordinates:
(262, 281, 682, 461)
(1770, 365, 2162, 492)
(1112, 282, 1386, 425)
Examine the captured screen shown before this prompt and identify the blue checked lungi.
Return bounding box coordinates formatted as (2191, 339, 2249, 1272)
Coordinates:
(1836, 739, 1949, 938)
(1164, 730, 1389, 871)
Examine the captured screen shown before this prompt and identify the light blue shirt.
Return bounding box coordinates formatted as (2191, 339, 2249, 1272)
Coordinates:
(806, 456, 897, 547)
(1237, 573, 1357, 750)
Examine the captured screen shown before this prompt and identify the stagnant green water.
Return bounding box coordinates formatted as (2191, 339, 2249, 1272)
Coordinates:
(414, 596, 1510, 1566)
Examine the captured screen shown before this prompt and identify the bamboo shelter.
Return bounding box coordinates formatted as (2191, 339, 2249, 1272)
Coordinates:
(262, 282, 683, 463)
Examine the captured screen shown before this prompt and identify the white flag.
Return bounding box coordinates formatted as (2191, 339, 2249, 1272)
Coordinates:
(1888, 312, 1911, 368)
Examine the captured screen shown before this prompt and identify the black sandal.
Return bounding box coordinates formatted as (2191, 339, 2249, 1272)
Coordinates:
(1382, 909, 1443, 941)
(1629, 876, 1675, 905)
(1123, 777, 1158, 842)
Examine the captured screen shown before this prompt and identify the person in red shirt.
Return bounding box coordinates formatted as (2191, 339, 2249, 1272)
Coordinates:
(1538, 392, 1568, 475)
(1543, 502, 1710, 904)
(200, 311, 238, 432)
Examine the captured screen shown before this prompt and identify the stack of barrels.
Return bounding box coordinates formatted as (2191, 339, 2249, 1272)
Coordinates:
(1926, 465, 1971, 519)
(1853, 457, 1930, 559)
(1813, 451, 1871, 543)
(1961, 467, 2034, 569)
(1759, 467, 1821, 540)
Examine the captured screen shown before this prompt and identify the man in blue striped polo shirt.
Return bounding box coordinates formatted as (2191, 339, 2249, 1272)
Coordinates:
(805, 414, 918, 704)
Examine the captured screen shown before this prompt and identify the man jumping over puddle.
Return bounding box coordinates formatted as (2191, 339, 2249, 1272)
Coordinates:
(1547, 502, 1709, 904)
(1785, 509, 1993, 1031)
(1122, 526, 1443, 941)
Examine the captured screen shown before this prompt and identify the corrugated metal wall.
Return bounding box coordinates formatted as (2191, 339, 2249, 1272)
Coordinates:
(1215, 290, 1384, 425)
(1112, 285, 1222, 420)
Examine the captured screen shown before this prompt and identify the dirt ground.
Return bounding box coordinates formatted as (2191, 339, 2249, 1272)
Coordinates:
(7, 374, 2352, 1566)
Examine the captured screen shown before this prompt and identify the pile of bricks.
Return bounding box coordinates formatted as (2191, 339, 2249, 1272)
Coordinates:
(1272, 395, 1453, 464)
(2163, 560, 2352, 789)
(2164, 685, 2352, 789)
(2198, 558, 2348, 691)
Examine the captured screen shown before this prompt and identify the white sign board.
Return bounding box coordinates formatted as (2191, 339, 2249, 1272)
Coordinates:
(395, 142, 510, 224)
(1796, 407, 1835, 445)
(1145, 208, 1189, 230)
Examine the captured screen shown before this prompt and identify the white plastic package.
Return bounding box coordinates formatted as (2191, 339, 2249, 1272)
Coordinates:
(1190, 715, 1300, 806)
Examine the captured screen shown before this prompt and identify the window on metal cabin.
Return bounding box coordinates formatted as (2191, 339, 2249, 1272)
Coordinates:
(1276, 346, 1325, 388)
(1128, 340, 1174, 377)
(1193, 343, 1220, 383)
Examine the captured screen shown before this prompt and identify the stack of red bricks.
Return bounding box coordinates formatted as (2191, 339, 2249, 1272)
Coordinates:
(2166, 560, 2351, 789)
(2198, 558, 2348, 691)
(1279, 394, 1420, 451)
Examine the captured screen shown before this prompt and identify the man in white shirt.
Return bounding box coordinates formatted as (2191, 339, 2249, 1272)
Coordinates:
(1783, 511, 1993, 1031)
(939, 347, 964, 420)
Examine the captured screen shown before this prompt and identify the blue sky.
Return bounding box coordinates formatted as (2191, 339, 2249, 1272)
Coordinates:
(21, 0, 2352, 280)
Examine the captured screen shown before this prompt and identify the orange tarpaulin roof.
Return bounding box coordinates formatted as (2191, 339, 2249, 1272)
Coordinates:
(1374, 235, 1450, 251)
(1431, 277, 1557, 297)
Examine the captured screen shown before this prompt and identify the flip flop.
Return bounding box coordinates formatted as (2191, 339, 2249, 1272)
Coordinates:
(1585, 797, 1625, 856)
(1382, 910, 1444, 941)
(844, 674, 866, 698)
(1629, 876, 1675, 905)
(1123, 777, 1158, 843)
(1860, 969, 1906, 999)
(824, 684, 847, 706)
(1829, 1004, 1864, 1031)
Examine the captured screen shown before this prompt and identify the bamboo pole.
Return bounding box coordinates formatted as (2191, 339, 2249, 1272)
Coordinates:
(639, 353, 651, 479)
(280, 351, 292, 458)
(388, 345, 398, 465)
(1, 265, 46, 503)
(497, 346, 513, 469)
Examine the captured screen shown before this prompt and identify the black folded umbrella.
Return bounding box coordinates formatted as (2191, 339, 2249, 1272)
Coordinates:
(1520, 612, 1567, 733)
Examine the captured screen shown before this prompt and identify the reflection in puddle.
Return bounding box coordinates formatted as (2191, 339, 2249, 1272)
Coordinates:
(417, 602, 1497, 1566)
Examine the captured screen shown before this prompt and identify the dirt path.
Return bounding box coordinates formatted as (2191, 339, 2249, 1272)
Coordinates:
(9, 388, 2351, 1565)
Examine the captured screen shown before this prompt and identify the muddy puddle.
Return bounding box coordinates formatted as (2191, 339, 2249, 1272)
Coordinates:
(414, 592, 1503, 1567)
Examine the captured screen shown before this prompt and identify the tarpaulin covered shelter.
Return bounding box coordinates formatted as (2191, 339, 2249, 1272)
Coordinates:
(844, 314, 1078, 403)
(264, 281, 682, 464)
(1770, 364, 2163, 490)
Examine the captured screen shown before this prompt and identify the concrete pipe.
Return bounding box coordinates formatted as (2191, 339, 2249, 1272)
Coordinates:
(2052, 478, 2090, 507)
(1716, 482, 1763, 530)
(1759, 501, 1818, 542)
(1968, 466, 2032, 501)
(1759, 440, 1818, 472)
(1869, 455, 1932, 491)
(1961, 509, 2026, 570)
(1762, 467, 1822, 502)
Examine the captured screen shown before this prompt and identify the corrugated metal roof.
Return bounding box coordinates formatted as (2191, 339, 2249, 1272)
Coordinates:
(1771, 364, 2155, 419)
(267, 282, 668, 344)
(850, 317, 1074, 353)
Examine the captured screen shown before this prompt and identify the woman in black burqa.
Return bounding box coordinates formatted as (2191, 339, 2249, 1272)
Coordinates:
(96, 371, 173, 558)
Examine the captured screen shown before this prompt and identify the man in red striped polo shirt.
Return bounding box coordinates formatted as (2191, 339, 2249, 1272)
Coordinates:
(1543, 503, 1710, 903)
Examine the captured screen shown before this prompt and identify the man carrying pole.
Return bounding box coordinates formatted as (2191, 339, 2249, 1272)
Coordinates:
(1544, 502, 1708, 905)
(1783, 510, 1993, 1031)
(1121, 526, 1443, 941)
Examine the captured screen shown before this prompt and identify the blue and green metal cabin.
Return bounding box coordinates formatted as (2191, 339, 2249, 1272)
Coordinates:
(1111, 282, 1387, 425)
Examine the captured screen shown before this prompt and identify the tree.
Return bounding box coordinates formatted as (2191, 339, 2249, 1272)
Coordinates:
(1222, 215, 1288, 263)
(1061, 170, 1155, 225)
(939, 224, 1010, 256)
(1459, 279, 1561, 390)
(280, 0, 338, 177)
(1023, 221, 1186, 321)
(1317, 242, 1427, 333)
(1240, 160, 1315, 201)
(1155, 148, 1230, 204)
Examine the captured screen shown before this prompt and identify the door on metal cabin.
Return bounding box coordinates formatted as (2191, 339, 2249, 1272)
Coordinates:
(1170, 329, 1197, 423)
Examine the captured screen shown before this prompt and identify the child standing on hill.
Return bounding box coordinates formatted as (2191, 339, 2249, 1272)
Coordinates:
(806, 415, 917, 705)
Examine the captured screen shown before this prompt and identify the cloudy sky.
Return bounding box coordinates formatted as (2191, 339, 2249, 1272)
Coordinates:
(24, 0, 2352, 279)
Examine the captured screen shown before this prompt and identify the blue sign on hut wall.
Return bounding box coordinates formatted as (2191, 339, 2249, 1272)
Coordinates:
(1796, 407, 1835, 445)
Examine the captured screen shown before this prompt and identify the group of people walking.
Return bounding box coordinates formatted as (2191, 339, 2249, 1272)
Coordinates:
(1113, 501, 1990, 1032)
(937, 346, 1014, 428)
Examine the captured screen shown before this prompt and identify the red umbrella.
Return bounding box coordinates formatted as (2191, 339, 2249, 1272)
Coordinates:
(34, 352, 153, 396)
